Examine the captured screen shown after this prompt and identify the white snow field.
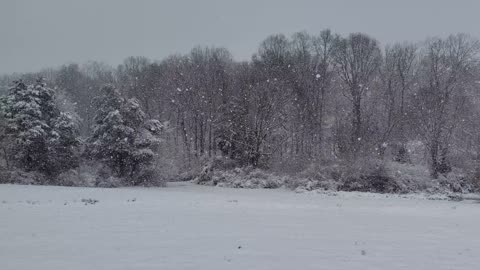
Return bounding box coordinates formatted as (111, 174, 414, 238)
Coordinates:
(1, 183, 479, 270)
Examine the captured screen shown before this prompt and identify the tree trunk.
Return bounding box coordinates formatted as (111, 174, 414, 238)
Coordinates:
(352, 93, 362, 155)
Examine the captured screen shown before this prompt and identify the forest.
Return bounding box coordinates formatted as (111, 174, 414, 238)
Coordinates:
(1, 30, 480, 193)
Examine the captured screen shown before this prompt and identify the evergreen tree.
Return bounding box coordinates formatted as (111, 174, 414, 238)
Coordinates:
(88, 84, 162, 185)
(3, 79, 80, 178)
(49, 112, 81, 174)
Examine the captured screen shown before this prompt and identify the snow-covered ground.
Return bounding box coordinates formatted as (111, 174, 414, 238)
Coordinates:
(1, 183, 479, 270)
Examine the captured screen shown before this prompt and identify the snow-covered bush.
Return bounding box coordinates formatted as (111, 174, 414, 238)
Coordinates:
(56, 164, 99, 187)
(95, 176, 123, 188)
(195, 162, 215, 184)
(298, 161, 347, 181)
(94, 166, 123, 188)
(192, 155, 477, 194)
(287, 178, 340, 193)
(286, 160, 355, 192)
(289, 159, 476, 194)
(193, 156, 242, 184)
(339, 170, 401, 194)
(0, 170, 45, 185)
(389, 162, 475, 194)
(289, 159, 401, 194)
(194, 164, 286, 189)
(295, 160, 475, 194)
(214, 169, 285, 189)
(132, 167, 166, 187)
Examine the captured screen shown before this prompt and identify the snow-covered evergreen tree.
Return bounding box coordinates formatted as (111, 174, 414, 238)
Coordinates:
(3, 79, 80, 179)
(48, 112, 81, 174)
(88, 84, 162, 185)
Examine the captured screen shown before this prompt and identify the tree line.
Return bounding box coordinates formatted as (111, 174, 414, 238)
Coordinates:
(1, 30, 480, 184)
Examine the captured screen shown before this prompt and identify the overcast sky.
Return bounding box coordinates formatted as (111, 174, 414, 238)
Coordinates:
(1, 0, 479, 74)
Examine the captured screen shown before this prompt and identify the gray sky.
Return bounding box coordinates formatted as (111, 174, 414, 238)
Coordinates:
(1, 0, 479, 74)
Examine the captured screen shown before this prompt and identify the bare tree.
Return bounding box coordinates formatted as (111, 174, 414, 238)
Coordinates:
(311, 29, 337, 158)
(117, 56, 152, 116)
(377, 43, 417, 160)
(333, 33, 382, 156)
(416, 34, 479, 178)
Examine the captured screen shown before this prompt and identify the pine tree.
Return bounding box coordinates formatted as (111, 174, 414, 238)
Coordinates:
(3, 79, 80, 179)
(88, 84, 162, 185)
(48, 112, 81, 174)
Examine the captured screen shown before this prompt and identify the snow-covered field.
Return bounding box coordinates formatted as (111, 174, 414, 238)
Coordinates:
(1, 183, 479, 270)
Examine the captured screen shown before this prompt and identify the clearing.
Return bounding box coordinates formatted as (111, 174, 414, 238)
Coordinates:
(1, 183, 479, 270)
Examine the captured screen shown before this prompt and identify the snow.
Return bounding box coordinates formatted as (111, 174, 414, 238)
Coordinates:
(1, 182, 479, 270)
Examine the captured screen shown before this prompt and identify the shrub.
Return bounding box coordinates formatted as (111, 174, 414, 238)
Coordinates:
(195, 165, 285, 189)
(95, 176, 122, 188)
(132, 167, 166, 187)
(56, 164, 98, 187)
(339, 160, 402, 193)
(340, 174, 401, 193)
(1, 170, 45, 185)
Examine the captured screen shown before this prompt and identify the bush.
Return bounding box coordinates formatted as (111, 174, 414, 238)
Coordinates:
(94, 167, 122, 188)
(56, 165, 98, 187)
(297, 161, 347, 182)
(132, 167, 166, 187)
(389, 162, 475, 194)
(393, 145, 410, 163)
(194, 165, 286, 189)
(0, 170, 9, 184)
(340, 174, 401, 194)
(354, 161, 400, 191)
(287, 178, 339, 193)
(95, 176, 122, 188)
(194, 162, 215, 184)
(248, 169, 269, 180)
(0, 170, 45, 185)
